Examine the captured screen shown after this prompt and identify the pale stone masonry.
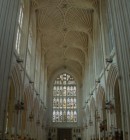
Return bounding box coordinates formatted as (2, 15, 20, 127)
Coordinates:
(0, 0, 20, 137)
(0, 0, 130, 140)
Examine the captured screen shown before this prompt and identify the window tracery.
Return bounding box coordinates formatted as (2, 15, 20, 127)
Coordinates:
(52, 73, 77, 122)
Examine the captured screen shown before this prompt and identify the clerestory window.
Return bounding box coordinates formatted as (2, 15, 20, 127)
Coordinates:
(52, 73, 77, 123)
(15, 0, 24, 54)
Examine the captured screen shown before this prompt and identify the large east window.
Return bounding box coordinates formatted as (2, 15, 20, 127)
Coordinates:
(52, 73, 77, 123)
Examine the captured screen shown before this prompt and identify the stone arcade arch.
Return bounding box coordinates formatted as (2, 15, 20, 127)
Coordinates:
(97, 87, 106, 119)
(96, 86, 107, 140)
(25, 86, 35, 139)
(106, 64, 123, 139)
(6, 64, 22, 139)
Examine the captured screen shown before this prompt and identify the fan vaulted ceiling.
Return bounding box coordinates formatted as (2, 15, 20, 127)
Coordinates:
(31, 0, 99, 81)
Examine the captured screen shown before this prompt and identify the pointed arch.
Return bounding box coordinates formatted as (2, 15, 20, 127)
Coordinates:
(10, 64, 22, 99)
(6, 64, 23, 137)
(52, 73, 77, 123)
(96, 86, 105, 109)
(106, 64, 118, 99)
(106, 64, 123, 129)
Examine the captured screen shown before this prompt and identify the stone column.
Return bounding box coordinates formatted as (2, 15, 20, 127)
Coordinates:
(107, 0, 130, 139)
(0, 0, 20, 138)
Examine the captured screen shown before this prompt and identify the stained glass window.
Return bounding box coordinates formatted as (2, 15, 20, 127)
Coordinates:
(52, 73, 77, 122)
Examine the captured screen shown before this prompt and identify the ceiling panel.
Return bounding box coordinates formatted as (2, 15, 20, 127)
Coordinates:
(31, 0, 99, 82)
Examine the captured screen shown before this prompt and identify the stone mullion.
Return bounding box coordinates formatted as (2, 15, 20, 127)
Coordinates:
(109, 0, 130, 138)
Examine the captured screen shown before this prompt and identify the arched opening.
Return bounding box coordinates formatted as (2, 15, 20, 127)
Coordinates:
(106, 65, 124, 139)
(52, 73, 77, 123)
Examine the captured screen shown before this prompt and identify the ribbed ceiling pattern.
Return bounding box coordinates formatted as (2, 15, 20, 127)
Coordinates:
(65, 8, 93, 34)
(31, 0, 99, 82)
(65, 31, 88, 53)
(65, 47, 85, 66)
